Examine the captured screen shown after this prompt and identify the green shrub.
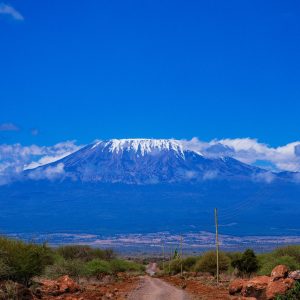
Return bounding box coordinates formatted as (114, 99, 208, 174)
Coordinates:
(0, 260, 13, 279)
(85, 258, 144, 276)
(56, 245, 115, 262)
(164, 259, 182, 275)
(164, 256, 200, 275)
(274, 246, 300, 264)
(44, 259, 86, 279)
(84, 259, 111, 277)
(56, 245, 93, 261)
(231, 249, 259, 276)
(92, 249, 116, 260)
(194, 251, 230, 275)
(0, 236, 54, 286)
(258, 255, 299, 276)
(0, 281, 19, 300)
(182, 256, 199, 271)
(109, 259, 144, 274)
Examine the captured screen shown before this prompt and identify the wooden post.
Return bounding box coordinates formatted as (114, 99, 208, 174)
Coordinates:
(168, 246, 172, 274)
(215, 208, 219, 285)
(162, 241, 165, 271)
(180, 236, 183, 277)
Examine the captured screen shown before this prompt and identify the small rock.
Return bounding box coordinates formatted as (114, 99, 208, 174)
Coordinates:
(271, 265, 289, 281)
(181, 283, 187, 289)
(229, 279, 247, 295)
(231, 297, 257, 300)
(266, 278, 295, 300)
(105, 292, 113, 298)
(241, 276, 270, 299)
(39, 275, 79, 296)
(288, 270, 300, 281)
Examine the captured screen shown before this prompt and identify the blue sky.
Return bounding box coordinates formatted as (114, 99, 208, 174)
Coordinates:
(0, 0, 300, 147)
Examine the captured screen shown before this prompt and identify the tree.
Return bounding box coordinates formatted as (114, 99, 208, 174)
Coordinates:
(173, 249, 179, 259)
(0, 237, 54, 286)
(232, 249, 259, 276)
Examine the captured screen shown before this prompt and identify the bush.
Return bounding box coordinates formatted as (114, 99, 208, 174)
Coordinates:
(274, 246, 300, 264)
(164, 259, 182, 275)
(0, 281, 19, 300)
(194, 251, 230, 275)
(84, 258, 144, 277)
(182, 256, 199, 271)
(0, 236, 53, 286)
(56, 245, 92, 261)
(109, 259, 144, 274)
(56, 245, 116, 262)
(0, 260, 13, 279)
(258, 255, 299, 276)
(84, 259, 111, 277)
(44, 259, 86, 279)
(92, 249, 116, 261)
(231, 249, 259, 276)
(164, 256, 200, 275)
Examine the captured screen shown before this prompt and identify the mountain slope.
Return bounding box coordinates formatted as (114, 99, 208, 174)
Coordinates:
(25, 139, 269, 184)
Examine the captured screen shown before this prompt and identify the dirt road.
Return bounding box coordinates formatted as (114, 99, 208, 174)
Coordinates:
(128, 276, 191, 300)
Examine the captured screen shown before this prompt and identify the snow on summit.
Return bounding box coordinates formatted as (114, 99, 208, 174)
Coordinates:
(92, 139, 185, 157)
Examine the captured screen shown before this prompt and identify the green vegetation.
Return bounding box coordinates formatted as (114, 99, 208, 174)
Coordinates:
(162, 245, 300, 278)
(0, 236, 144, 286)
(0, 236, 53, 285)
(231, 249, 259, 276)
(44, 258, 86, 279)
(257, 245, 300, 276)
(1, 234, 300, 296)
(194, 251, 230, 275)
(83, 258, 144, 278)
(57, 245, 116, 261)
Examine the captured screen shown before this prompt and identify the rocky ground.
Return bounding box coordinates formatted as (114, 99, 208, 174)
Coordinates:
(229, 265, 300, 300)
(161, 274, 232, 300)
(0, 274, 139, 300)
(1, 265, 299, 300)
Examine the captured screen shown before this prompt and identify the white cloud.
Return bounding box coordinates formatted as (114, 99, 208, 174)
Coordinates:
(0, 141, 81, 185)
(253, 171, 275, 183)
(182, 138, 300, 172)
(1, 137, 300, 185)
(203, 170, 219, 180)
(0, 3, 24, 21)
(28, 163, 65, 181)
(0, 122, 19, 131)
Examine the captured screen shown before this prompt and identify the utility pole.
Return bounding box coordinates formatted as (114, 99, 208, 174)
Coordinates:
(180, 235, 183, 277)
(162, 241, 165, 271)
(214, 208, 219, 285)
(168, 246, 172, 274)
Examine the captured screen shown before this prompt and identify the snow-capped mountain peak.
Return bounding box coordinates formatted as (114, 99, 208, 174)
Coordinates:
(25, 138, 272, 184)
(92, 138, 185, 157)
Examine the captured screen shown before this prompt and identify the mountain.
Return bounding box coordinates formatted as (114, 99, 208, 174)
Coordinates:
(1, 139, 299, 239)
(24, 138, 271, 184)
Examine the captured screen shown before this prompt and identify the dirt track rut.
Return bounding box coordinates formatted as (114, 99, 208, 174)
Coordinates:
(128, 276, 190, 300)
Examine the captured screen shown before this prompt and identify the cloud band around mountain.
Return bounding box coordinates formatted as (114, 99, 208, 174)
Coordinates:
(0, 137, 300, 185)
(182, 137, 300, 172)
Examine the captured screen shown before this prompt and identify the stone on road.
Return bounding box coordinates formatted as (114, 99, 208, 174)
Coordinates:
(128, 276, 190, 300)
